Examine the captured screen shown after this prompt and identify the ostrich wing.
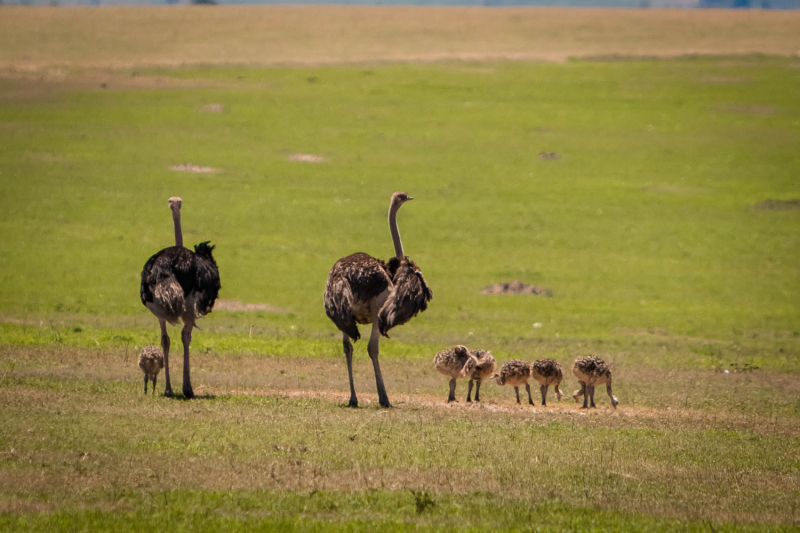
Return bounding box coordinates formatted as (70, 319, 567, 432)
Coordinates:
(140, 247, 196, 312)
(324, 270, 360, 341)
(192, 241, 221, 317)
(140, 253, 160, 307)
(324, 252, 392, 342)
(378, 257, 433, 337)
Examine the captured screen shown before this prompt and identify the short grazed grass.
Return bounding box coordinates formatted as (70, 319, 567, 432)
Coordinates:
(1, 55, 799, 345)
(1, 345, 799, 529)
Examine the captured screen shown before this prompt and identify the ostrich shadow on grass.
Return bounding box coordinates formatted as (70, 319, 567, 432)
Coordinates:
(164, 392, 218, 401)
(336, 401, 403, 410)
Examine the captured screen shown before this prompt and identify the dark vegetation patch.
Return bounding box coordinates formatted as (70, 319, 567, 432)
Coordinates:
(538, 152, 561, 160)
(481, 281, 552, 296)
(752, 199, 800, 211)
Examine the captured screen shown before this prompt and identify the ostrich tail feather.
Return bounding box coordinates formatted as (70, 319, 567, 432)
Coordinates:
(378, 257, 432, 337)
(194, 241, 216, 259)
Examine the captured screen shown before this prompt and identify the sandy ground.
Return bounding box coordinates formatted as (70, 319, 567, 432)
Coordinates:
(1, 6, 799, 70)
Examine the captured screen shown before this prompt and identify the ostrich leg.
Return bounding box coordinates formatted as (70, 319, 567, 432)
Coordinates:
(181, 323, 194, 399)
(514, 386, 520, 404)
(367, 311, 391, 408)
(152, 375, 157, 395)
(160, 319, 173, 397)
(606, 383, 616, 407)
(581, 384, 590, 409)
(466, 379, 474, 402)
(447, 378, 457, 403)
(143, 373, 148, 394)
(475, 379, 483, 402)
(540, 384, 548, 406)
(574, 384, 586, 404)
(525, 383, 534, 405)
(589, 385, 596, 408)
(343, 333, 358, 408)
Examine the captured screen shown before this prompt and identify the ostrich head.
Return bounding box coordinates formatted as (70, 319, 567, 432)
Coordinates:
(450, 345, 471, 377)
(610, 395, 619, 409)
(390, 191, 413, 208)
(491, 372, 503, 386)
(168, 197, 182, 212)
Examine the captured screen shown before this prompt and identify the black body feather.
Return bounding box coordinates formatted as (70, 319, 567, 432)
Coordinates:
(324, 253, 432, 341)
(140, 243, 220, 323)
(324, 252, 392, 341)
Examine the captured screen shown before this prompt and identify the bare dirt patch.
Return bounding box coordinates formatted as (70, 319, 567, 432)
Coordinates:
(481, 281, 552, 296)
(700, 76, 750, 84)
(170, 163, 219, 173)
(201, 104, 224, 113)
(214, 300, 287, 313)
(752, 199, 800, 211)
(288, 154, 326, 163)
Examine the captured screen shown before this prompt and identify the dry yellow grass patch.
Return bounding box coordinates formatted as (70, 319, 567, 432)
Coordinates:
(1, 6, 799, 69)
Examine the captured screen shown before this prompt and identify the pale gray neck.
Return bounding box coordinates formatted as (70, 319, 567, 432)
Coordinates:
(389, 203, 404, 258)
(172, 209, 183, 248)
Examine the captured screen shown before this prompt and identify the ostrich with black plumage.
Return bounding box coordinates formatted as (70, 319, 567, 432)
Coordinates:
(140, 197, 220, 398)
(324, 192, 433, 408)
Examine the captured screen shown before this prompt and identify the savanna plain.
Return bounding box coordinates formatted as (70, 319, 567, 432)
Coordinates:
(0, 6, 799, 532)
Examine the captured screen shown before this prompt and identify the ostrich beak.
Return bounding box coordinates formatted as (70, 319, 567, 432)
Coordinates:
(407, 196, 414, 201)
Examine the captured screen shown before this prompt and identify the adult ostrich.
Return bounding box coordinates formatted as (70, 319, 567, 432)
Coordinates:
(140, 197, 220, 399)
(324, 192, 432, 408)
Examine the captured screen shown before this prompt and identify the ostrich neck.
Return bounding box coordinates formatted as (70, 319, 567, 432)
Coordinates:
(172, 210, 183, 248)
(388, 204, 404, 258)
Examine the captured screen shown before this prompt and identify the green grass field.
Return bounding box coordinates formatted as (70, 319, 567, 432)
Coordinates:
(1, 8, 799, 530)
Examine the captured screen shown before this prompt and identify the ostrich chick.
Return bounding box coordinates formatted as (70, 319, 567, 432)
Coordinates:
(571, 356, 618, 409)
(492, 359, 535, 405)
(466, 349, 496, 403)
(531, 358, 563, 406)
(138, 346, 164, 394)
(434, 345, 476, 403)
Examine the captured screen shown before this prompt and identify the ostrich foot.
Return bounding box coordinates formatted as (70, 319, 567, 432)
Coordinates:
(164, 389, 174, 398)
(183, 386, 194, 400)
(348, 399, 359, 408)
